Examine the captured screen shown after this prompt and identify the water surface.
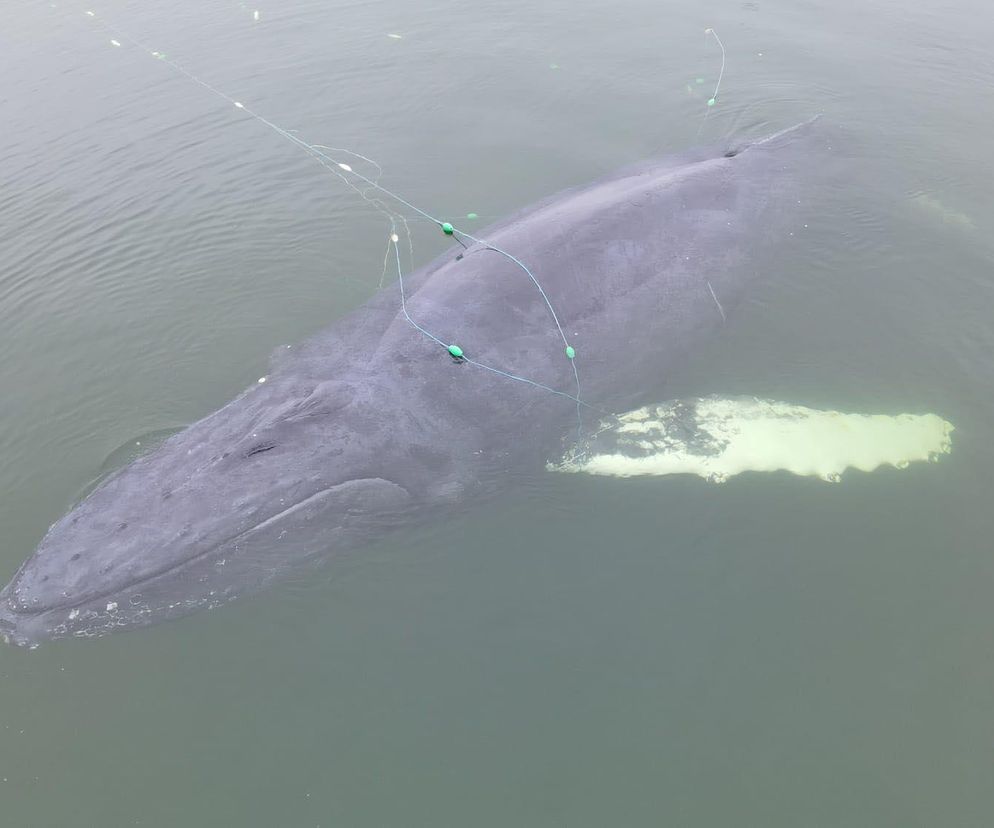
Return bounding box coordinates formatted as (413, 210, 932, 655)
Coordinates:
(3, 0, 994, 824)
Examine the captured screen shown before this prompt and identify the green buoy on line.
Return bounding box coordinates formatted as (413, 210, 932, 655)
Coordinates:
(447, 344, 464, 358)
(466, 213, 478, 220)
(565, 345, 575, 359)
(441, 222, 454, 235)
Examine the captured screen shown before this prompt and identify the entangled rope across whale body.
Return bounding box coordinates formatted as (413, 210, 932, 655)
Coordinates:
(67, 7, 728, 443)
(75, 7, 590, 437)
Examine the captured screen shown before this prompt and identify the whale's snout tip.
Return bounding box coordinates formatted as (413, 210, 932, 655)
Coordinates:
(0, 609, 25, 648)
(0, 604, 49, 650)
(0, 587, 41, 649)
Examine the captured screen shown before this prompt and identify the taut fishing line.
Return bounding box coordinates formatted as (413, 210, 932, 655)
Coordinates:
(66, 6, 591, 437)
(695, 27, 726, 138)
(53, 9, 732, 442)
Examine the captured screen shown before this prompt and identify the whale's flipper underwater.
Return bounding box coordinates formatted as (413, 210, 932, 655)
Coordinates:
(554, 397, 953, 484)
(0, 119, 951, 647)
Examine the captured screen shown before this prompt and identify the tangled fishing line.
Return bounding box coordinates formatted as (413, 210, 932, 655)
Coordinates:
(64, 7, 728, 441)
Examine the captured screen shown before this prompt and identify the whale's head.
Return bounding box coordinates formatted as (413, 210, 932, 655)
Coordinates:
(0, 375, 414, 648)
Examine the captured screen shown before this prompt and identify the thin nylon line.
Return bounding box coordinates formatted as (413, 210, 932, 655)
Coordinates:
(378, 233, 393, 290)
(706, 28, 726, 104)
(459, 234, 584, 430)
(457, 233, 584, 427)
(393, 241, 446, 348)
(457, 234, 571, 348)
(311, 146, 384, 181)
(570, 358, 583, 440)
(392, 239, 594, 409)
(706, 280, 727, 322)
(464, 358, 588, 406)
(78, 7, 587, 434)
(696, 27, 726, 139)
(239, 94, 587, 424)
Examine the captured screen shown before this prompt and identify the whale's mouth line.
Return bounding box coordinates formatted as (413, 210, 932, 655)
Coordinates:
(3, 483, 350, 622)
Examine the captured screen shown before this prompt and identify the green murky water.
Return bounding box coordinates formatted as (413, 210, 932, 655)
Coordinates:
(3, 0, 993, 824)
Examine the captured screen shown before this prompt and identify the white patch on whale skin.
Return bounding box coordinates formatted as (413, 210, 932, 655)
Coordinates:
(552, 397, 953, 483)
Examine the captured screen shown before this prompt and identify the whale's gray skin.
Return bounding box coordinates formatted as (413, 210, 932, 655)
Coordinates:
(0, 121, 827, 647)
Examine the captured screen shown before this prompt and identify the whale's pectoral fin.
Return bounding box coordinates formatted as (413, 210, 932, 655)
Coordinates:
(551, 396, 953, 483)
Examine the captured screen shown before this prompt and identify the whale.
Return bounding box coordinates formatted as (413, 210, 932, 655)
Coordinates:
(1, 119, 888, 647)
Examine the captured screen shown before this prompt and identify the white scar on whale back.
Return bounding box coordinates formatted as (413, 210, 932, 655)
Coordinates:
(553, 397, 954, 483)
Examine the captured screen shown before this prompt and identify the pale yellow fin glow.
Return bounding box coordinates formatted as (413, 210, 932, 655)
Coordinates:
(553, 397, 953, 483)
